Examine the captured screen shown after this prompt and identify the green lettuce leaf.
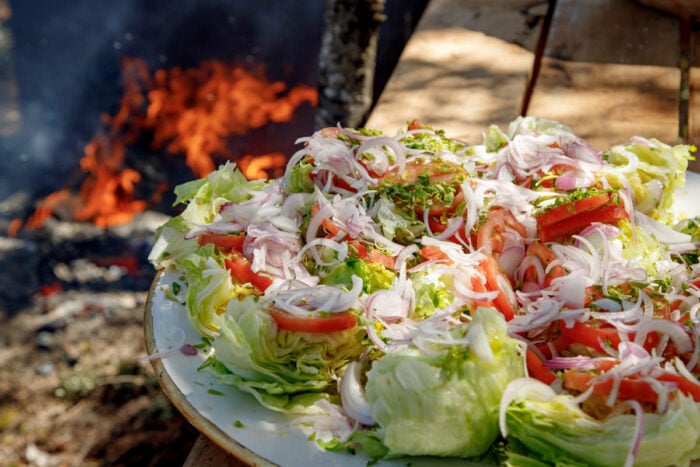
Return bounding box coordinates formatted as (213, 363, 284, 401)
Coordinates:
(148, 215, 199, 269)
(505, 380, 700, 467)
(605, 140, 694, 224)
(179, 246, 250, 336)
(364, 307, 524, 458)
(178, 161, 269, 225)
(210, 296, 365, 412)
(320, 256, 395, 294)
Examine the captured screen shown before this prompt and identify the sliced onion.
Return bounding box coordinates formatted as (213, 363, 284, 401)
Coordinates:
(633, 318, 693, 354)
(339, 362, 376, 426)
(498, 231, 526, 278)
(619, 399, 645, 467)
(544, 356, 598, 370)
(364, 289, 408, 322)
(452, 269, 499, 302)
(554, 174, 577, 191)
(296, 238, 348, 267)
(635, 211, 693, 246)
(466, 321, 494, 362)
(499, 378, 557, 438)
(306, 202, 336, 244)
(557, 275, 588, 309)
(266, 275, 362, 316)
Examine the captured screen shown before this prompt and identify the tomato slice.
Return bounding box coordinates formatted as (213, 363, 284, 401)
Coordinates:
(538, 204, 628, 242)
(420, 244, 452, 264)
(348, 240, 396, 269)
(657, 372, 700, 401)
(269, 309, 358, 333)
(526, 348, 557, 385)
(224, 255, 273, 292)
(198, 233, 246, 252)
(563, 359, 700, 404)
(558, 320, 621, 354)
(536, 193, 612, 227)
(407, 119, 424, 131)
(381, 159, 467, 217)
(474, 256, 517, 320)
(563, 369, 661, 404)
(476, 208, 526, 256)
(311, 203, 346, 238)
(523, 241, 566, 286)
(531, 321, 573, 359)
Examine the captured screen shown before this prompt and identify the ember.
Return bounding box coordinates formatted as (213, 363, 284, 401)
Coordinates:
(14, 58, 317, 233)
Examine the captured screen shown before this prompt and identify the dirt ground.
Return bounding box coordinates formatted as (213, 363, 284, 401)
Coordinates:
(0, 288, 199, 467)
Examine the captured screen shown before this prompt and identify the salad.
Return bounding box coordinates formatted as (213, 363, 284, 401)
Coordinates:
(148, 116, 700, 466)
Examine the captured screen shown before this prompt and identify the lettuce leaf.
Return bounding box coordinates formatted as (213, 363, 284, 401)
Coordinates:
(210, 296, 365, 412)
(364, 307, 524, 458)
(505, 380, 700, 467)
(605, 140, 694, 224)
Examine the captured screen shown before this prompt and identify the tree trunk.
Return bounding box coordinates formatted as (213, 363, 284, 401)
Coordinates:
(315, 0, 386, 130)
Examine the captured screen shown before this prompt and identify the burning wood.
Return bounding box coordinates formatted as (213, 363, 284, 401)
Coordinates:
(11, 57, 317, 234)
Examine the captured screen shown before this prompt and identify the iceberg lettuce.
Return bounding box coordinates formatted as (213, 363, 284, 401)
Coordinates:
(364, 307, 524, 458)
(605, 140, 694, 224)
(176, 161, 269, 225)
(210, 296, 365, 412)
(504, 379, 700, 467)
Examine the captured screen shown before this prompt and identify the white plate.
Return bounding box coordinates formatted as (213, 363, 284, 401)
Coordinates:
(145, 172, 700, 466)
(145, 273, 468, 466)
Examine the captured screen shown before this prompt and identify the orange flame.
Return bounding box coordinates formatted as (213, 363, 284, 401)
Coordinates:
(146, 60, 317, 178)
(238, 153, 288, 180)
(13, 57, 317, 233)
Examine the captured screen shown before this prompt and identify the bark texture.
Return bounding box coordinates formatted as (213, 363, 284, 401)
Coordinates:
(315, 0, 386, 129)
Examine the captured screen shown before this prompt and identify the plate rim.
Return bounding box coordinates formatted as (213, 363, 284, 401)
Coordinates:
(144, 270, 278, 467)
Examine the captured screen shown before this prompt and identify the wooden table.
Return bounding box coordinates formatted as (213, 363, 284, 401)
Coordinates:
(184, 0, 699, 464)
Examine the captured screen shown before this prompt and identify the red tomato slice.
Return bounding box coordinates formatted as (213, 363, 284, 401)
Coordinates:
(427, 215, 448, 234)
(563, 369, 661, 404)
(657, 372, 700, 401)
(563, 359, 700, 404)
(407, 119, 424, 131)
(558, 320, 621, 354)
(536, 193, 612, 227)
(475, 256, 517, 321)
(538, 204, 628, 242)
(348, 240, 396, 269)
(224, 255, 273, 292)
(198, 233, 246, 252)
(268, 309, 358, 333)
(476, 208, 526, 256)
(526, 348, 557, 385)
(420, 244, 452, 264)
(311, 203, 345, 238)
(523, 241, 566, 286)
(531, 321, 573, 359)
(381, 160, 467, 217)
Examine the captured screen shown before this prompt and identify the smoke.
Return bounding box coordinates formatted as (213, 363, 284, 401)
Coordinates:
(0, 0, 324, 205)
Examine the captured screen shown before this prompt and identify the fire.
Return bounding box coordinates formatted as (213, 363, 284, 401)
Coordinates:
(238, 153, 288, 180)
(12, 57, 317, 234)
(147, 61, 317, 178)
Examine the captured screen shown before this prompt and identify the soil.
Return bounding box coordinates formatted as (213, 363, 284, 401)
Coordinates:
(0, 288, 199, 467)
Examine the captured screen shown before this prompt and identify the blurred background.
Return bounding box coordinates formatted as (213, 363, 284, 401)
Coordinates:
(0, 1, 427, 465)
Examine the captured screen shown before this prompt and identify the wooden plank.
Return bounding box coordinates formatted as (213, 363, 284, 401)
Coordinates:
(527, 0, 682, 151)
(544, 0, 680, 66)
(529, 59, 680, 149)
(365, 0, 547, 141)
(183, 434, 248, 467)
